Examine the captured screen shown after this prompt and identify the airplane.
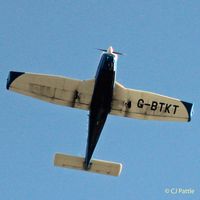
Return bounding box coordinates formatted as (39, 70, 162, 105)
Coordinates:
(6, 46, 193, 176)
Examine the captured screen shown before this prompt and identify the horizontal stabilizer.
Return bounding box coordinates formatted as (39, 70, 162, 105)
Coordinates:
(54, 153, 122, 176)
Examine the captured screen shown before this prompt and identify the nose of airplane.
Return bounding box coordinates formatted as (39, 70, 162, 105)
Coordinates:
(97, 46, 123, 56)
(107, 46, 114, 54)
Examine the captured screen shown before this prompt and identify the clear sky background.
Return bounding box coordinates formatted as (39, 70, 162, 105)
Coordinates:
(0, 1, 199, 199)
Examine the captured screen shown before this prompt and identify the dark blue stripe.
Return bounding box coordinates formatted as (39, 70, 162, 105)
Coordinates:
(6, 71, 25, 90)
(181, 101, 194, 122)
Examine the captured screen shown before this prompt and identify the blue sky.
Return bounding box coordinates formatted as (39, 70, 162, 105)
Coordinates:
(0, 1, 199, 199)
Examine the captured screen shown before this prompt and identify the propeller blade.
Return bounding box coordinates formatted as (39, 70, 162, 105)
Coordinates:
(96, 48, 107, 52)
(96, 48, 124, 55)
(113, 51, 124, 56)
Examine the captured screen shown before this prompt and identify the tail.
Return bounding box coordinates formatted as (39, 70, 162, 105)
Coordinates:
(54, 153, 122, 176)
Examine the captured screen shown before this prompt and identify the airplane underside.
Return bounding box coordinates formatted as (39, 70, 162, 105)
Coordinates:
(6, 46, 193, 176)
(84, 69, 115, 169)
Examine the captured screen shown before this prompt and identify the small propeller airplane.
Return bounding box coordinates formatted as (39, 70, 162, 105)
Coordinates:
(7, 46, 193, 176)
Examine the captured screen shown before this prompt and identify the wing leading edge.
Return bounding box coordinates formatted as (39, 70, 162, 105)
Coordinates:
(111, 82, 193, 122)
(7, 71, 95, 110)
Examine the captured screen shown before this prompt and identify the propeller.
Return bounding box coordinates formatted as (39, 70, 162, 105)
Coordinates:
(96, 47, 124, 55)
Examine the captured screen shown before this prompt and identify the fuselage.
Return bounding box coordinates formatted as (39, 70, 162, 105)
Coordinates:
(84, 48, 118, 168)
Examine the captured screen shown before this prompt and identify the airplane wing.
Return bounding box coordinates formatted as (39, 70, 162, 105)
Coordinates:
(7, 71, 95, 110)
(110, 82, 193, 122)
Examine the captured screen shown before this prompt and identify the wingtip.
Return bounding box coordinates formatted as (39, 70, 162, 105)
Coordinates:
(6, 71, 25, 90)
(181, 101, 194, 122)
